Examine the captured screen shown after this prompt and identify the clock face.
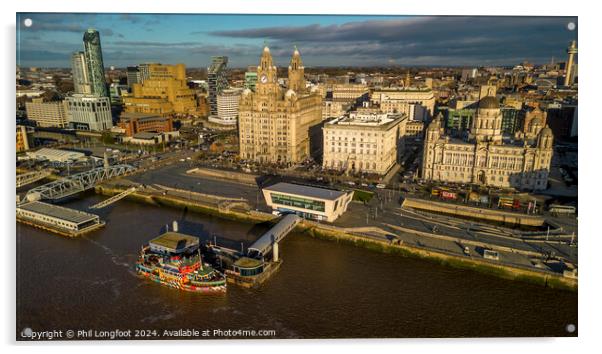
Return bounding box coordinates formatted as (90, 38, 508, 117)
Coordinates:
(260, 74, 268, 83)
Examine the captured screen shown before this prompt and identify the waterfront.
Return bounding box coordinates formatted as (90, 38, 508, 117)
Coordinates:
(17, 194, 577, 339)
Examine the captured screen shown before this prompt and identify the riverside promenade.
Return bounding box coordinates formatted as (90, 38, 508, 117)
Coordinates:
(94, 164, 577, 291)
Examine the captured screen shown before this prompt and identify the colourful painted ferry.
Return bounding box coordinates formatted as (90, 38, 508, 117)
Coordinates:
(136, 229, 226, 293)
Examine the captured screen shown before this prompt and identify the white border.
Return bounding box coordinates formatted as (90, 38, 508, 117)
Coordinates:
(2, 1, 599, 353)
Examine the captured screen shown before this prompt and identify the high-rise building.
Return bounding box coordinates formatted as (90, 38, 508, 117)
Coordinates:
(245, 66, 258, 91)
(126, 66, 142, 87)
(209, 88, 243, 126)
(564, 40, 578, 86)
(83, 28, 108, 97)
(421, 86, 554, 191)
(25, 98, 69, 128)
(65, 94, 112, 131)
(71, 51, 91, 94)
(207, 56, 229, 116)
(238, 46, 322, 164)
(122, 63, 197, 115)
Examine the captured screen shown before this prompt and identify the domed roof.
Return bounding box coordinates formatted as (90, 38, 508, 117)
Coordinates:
(285, 89, 297, 98)
(540, 125, 553, 136)
(478, 96, 500, 109)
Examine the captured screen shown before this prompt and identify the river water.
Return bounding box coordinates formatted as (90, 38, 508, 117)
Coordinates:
(16, 194, 577, 339)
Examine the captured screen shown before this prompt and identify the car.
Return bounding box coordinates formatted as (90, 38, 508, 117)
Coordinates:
(346, 181, 356, 186)
(376, 183, 386, 189)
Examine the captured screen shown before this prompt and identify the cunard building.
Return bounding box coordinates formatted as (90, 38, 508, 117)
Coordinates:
(238, 46, 322, 164)
(421, 86, 554, 191)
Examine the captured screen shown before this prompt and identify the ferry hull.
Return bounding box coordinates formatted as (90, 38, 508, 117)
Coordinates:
(136, 266, 226, 293)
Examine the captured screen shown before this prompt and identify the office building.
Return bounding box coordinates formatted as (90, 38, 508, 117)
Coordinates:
(71, 51, 91, 94)
(372, 87, 435, 121)
(25, 98, 69, 128)
(208, 56, 229, 116)
(122, 63, 197, 115)
(126, 66, 141, 87)
(245, 66, 258, 91)
(82, 28, 108, 97)
(322, 111, 406, 175)
(238, 46, 322, 164)
(209, 88, 242, 126)
(65, 94, 112, 131)
(117, 113, 174, 137)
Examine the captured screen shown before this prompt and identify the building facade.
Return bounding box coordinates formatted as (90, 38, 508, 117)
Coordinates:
(421, 86, 554, 191)
(65, 94, 112, 131)
(372, 87, 435, 121)
(82, 29, 108, 97)
(209, 88, 242, 126)
(322, 111, 405, 175)
(262, 182, 354, 222)
(117, 113, 174, 137)
(122, 63, 197, 115)
(25, 98, 69, 128)
(238, 46, 323, 164)
(208, 56, 229, 116)
(245, 66, 258, 91)
(16, 125, 31, 152)
(71, 51, 91, 94)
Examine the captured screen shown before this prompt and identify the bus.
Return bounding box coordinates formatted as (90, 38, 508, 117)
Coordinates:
(549, 204, 576, 215)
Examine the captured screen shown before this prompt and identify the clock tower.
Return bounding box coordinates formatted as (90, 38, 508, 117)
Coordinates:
(256, 45, 279, 96)
(288, 45, 305, 93)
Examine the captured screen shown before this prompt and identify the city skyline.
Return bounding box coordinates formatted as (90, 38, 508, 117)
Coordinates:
(17, 13, 577, 68)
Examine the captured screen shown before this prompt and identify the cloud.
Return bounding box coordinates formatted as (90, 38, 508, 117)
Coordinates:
(209, 16, 578, 65)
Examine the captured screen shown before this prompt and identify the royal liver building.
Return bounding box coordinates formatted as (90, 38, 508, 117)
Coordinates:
(421, 85, 554, 191)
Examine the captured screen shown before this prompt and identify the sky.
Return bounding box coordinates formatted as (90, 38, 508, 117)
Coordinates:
(16, 13, 578, 68)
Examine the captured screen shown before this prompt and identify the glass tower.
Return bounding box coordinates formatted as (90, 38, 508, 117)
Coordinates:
(70, 51, 91, 94)
(83, 28, 108, 98)
(208, 56, 229, 116)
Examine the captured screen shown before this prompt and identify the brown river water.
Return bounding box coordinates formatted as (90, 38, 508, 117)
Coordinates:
(16, 194, 577, 339)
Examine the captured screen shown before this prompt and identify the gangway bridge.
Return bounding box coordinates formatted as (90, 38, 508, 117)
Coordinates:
(16, 170, 52, 188)
(89, 186, 138, 209)
(247, 214, 302, 260)
(24, 164, 136, 202)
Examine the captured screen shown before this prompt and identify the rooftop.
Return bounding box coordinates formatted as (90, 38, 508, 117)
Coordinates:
(149, 232, 199, 251)
(326, 112, 405, 129)
(233, 257, 263, 269)
(264, 182, 347, 201)
(17, 201, 98, 225)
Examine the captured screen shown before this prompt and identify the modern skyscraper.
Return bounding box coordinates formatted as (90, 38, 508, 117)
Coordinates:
(207, 56, 229, 116)
(71, 51, 91, 94)
(564, 40, 578, 86)
(83, 28, 108, 98)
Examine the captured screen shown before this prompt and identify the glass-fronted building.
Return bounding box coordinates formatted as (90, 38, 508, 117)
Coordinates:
(83, 28, 108, 98)
(208, 56, 229, 116)
(262, 182, 353, 222)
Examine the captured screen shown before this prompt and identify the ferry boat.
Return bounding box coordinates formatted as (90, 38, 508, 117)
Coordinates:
(136, 229, 226, 293)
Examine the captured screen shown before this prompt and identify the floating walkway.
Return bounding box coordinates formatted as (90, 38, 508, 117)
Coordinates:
(89, 186, 138, 209)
